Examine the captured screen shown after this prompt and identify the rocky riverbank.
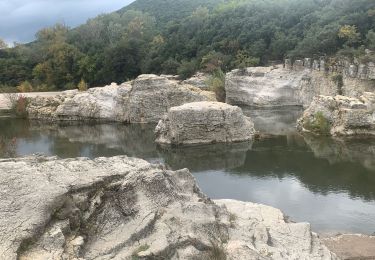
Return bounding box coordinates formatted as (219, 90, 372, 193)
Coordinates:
(0, 155, 336, 260)
(26, 74, 215, 123)
(297, 93, 375, 136)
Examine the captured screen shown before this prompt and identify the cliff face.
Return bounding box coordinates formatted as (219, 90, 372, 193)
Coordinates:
(226, 59, 375, 108)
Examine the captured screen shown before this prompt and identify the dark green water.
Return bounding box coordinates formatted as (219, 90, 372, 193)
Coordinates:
(1, 110, 375, 234)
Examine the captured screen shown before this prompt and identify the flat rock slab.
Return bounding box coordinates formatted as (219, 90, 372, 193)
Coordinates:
(0, 156, 336, 259)
(322, 234, 375, 260)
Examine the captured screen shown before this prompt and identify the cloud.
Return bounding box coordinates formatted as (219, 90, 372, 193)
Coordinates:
(0, 0, 135, 44)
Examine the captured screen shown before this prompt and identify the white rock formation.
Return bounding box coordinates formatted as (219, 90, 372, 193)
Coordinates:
(0, 156, 336, 260)
(182, 72, 210, 90)
(297, 92, 375, 136)
(155, 101, 255, 145)
(225, 63, 375, 108)
(27, 75, 216, 123)
(124, 74, 215, 123)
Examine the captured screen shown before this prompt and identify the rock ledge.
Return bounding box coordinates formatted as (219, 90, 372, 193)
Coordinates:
(0, 156, 336, 260)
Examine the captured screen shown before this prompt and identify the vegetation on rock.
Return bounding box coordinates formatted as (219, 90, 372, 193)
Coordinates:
(303, 112, 331, 135)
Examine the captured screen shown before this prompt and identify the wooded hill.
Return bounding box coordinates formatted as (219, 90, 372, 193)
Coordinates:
(0, 0, 374, 90)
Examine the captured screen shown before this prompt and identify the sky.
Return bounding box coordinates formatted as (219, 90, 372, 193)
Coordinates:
(0, 0, 135, 45)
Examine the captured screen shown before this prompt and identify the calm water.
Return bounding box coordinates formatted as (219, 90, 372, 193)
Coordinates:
(1, 109, 375, 234)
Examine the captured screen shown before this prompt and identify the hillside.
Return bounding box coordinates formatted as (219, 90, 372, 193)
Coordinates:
(120, 0, 225, 25)
(0, 0, 375, 90)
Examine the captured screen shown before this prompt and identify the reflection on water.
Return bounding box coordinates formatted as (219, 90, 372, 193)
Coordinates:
(1, 115, 375, 234)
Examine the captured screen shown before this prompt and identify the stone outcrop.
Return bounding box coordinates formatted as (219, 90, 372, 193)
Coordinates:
(155, 102, 255, 145)
(297, 92, 375, 136)
(0, 156, 336, 260)
(124, 74, 215, 123)
(27, 75, 215, 123)
(225, 66, 308, 107)
(226, 58, 375, 108)
(182, 72, 210, 90)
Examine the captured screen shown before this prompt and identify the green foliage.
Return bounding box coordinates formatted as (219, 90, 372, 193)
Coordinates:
(367, 30, 375, 50)
(331, 73, 344, 95)
(207, 69, 226, 102)
(303, 112, 331, 135)
(17, 81, 33, 93)
(78, 79, 88, 91)
(131, 244, 150, 260)
(232, 51, 260, 69)
(1, 0, 375, 89)
(177, 59, 199, 80)
(338, 25, 361, 47)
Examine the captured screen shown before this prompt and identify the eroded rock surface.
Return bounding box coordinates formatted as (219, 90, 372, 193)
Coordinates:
(225, 64, 375, 108)
(0, 156, 336, 260)
(297, 93, 375, 136)
(155, 101, 255, 145)
(27, 75, 215, 123)
(182, 72, 210, 90)
(124, 74, 215, 123)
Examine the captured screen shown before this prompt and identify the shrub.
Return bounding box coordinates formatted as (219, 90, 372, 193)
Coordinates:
(17, 81, 33, 93)
(14, 95, 28, 118)
(177, 59, 199, 80)
(303, 112, 331, 135)
(207, 69, 226, 102)
(77, 79, 88, 92)
(331, 73, 343, 95)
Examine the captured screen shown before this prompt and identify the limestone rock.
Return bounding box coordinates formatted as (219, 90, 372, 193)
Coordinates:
(225, 66, 308, 107)
(124, 74, 215, 123)
(297, 93, 375, 136)
(155, 101, 255, 145)
(0, 156, 337, 260)
(182, 72, 210, 90)
(55, 83, 131, 121)
(26, 75, 215, 123)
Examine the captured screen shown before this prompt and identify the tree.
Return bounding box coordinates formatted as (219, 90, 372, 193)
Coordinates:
(367, 30, 375, 50)
(338, 25, 361, 47)
(0, 38, 8, 49)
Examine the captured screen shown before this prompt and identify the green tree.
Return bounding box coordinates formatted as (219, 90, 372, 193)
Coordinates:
(338, 25, 361, 47)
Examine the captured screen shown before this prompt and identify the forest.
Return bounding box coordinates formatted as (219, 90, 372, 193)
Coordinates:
(0, 0, 375, 91)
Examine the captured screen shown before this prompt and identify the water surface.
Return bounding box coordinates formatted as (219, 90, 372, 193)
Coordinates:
(1, 111, 375, 234)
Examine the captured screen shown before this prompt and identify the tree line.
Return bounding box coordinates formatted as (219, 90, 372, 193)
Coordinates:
(0, 0, 374, 91)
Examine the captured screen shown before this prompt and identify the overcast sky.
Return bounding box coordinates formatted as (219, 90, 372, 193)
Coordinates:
(0, 0, 135, 44)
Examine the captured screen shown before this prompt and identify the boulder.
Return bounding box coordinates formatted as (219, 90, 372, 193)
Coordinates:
(124, 74, 215, 123)
(0, 156, 336, 260)
(55, 83, 131, 121)
(155, 101, 255, 145)
(26, 75, 215, 123)
(297, 93, 375, 136)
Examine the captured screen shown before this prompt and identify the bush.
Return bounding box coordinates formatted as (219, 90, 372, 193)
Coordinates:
(77, 79, 88, 92)
(207, 69, 226, 102)
(13, 95, 28, 118)
(17, 81, 33, 93)
(177, 59, 198, 80)
(331, 73, 343, 95)
(303, 112, 331, 135)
